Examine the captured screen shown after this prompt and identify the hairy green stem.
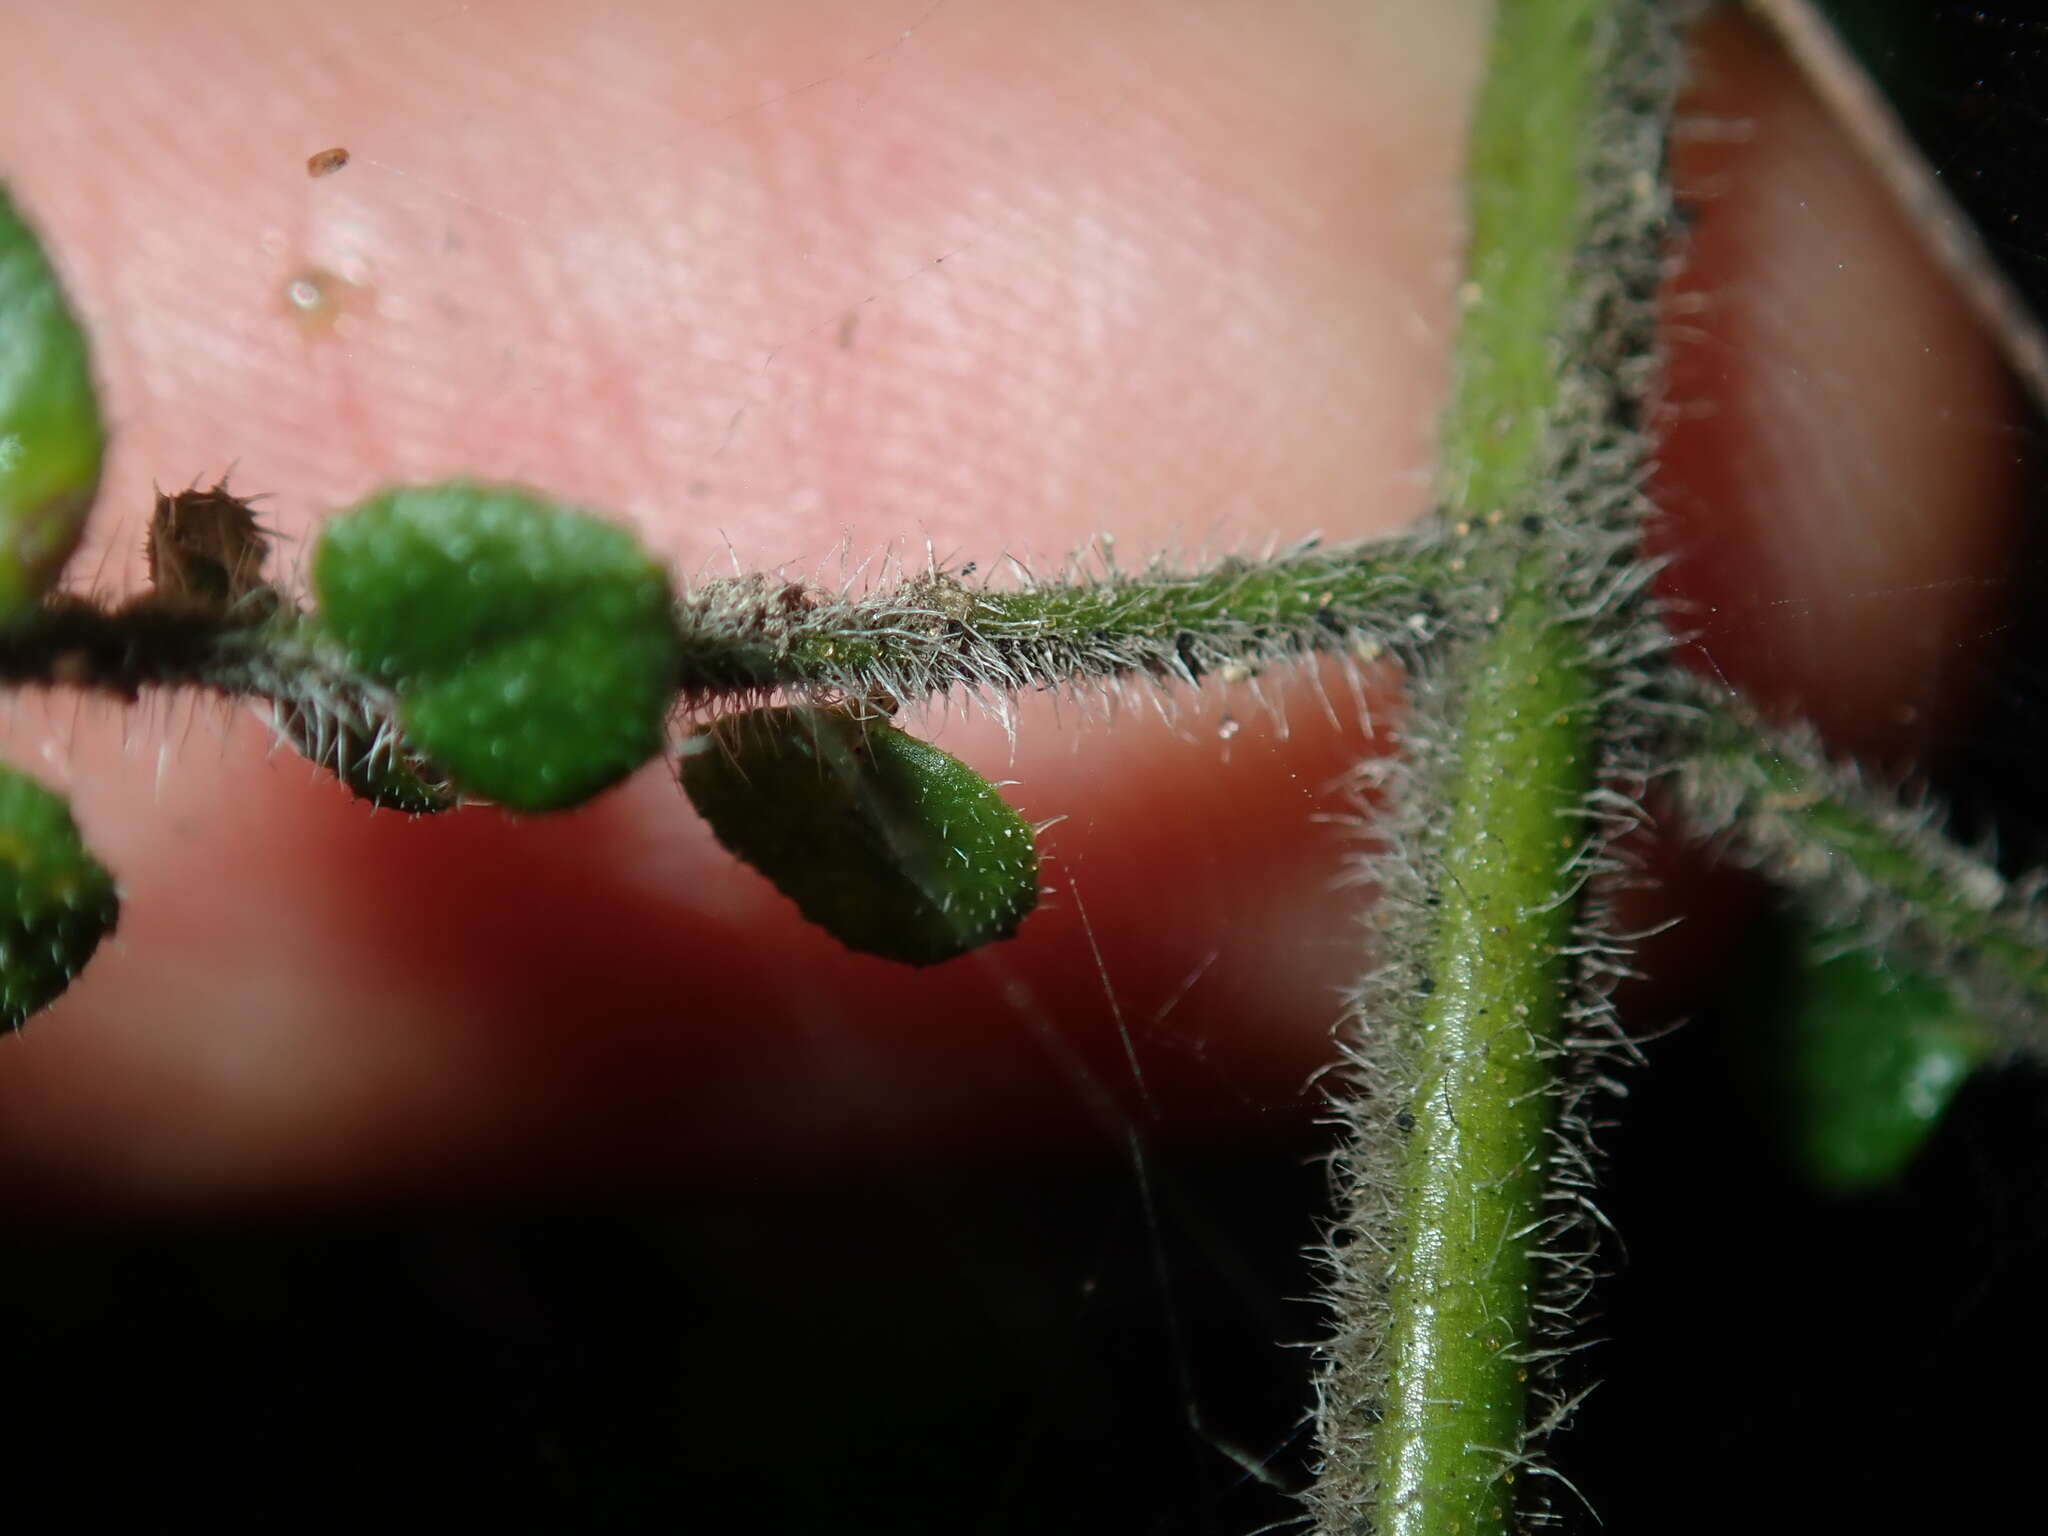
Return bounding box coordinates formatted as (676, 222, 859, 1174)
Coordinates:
(1436, 0, 1602, 520)
(671, 535, 1454, 702)
(1313, 1, 1681, 1531)
(0, 534, 1454, 712)
(1667, 672, 2048, 1034)
(0, 599, 388, 715)
(1375, 576, 1599, 1531)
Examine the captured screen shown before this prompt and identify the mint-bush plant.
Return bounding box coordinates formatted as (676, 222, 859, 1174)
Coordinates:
(1, 2, 2040, 1530)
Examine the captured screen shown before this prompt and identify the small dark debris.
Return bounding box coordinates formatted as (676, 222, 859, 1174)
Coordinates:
(145, 475, 273, 618)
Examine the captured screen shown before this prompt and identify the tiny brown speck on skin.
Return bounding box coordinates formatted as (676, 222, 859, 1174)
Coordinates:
(306, 146, 350, 177)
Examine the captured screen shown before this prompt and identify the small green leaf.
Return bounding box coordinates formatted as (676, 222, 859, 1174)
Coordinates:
(0, 186, 104, 619)
(0, 762, 117, 1032)
(680, 706, 1040, 966)
(1751, 916, 1993, 1193)
(311, 481, 679, 811)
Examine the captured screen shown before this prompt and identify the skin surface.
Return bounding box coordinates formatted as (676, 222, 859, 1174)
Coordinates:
(0, 2, 2021, 1210)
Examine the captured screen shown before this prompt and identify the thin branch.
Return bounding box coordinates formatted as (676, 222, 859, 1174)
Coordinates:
(1, 531, 1454, 719)
(670, 533, 1455, 704)
(0, 598, 389, 714)
(1664, 669, 2048, 1042)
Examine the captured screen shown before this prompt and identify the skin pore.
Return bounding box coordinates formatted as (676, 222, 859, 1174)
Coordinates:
(0, 2, 2021, 1208)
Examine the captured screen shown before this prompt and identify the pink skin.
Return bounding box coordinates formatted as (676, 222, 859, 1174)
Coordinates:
(0, 4, 2020, 1210)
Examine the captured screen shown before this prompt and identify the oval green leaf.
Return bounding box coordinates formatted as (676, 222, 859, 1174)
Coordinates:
(0, 186, 104, 619)
(1747, 916, 1993, 1194)
(0, 762, 118, 1032)
(311, 482, 679, 811)
(680, 706, 1040, 966)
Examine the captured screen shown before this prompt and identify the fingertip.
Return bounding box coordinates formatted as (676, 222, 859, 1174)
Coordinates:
(1652, 7, 2026, 761)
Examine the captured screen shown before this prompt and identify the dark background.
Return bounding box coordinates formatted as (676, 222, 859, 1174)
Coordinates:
(6, 4, 2048, 1530)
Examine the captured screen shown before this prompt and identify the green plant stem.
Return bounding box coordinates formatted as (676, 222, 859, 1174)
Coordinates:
(1313, 1, 1680, 1531)
(673, 535, 1454, 701)
(0, 534, 1453, 711)
(1374, 576, 1599, 1532)
(0, 599, 388, 715)
(1436, 0, 1602, 520)
(1668, 673, 2048, 1031)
